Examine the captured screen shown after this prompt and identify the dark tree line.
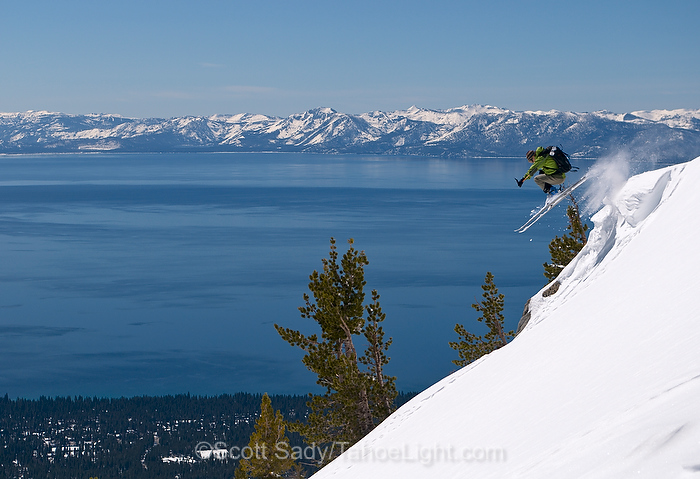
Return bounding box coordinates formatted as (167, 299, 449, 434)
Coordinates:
(0, 390, 417, 479)
(0, 393, 308, 479)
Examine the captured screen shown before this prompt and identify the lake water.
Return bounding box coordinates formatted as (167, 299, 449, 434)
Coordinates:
(0, 153, 592, 398)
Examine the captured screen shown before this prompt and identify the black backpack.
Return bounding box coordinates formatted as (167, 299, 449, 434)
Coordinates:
(543, 145, 573, 174)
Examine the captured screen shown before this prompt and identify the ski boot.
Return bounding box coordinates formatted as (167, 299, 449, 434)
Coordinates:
(544, 183, 562, 195)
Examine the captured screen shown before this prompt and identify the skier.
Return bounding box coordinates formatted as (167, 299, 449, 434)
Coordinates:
(516, 147, 565, 194)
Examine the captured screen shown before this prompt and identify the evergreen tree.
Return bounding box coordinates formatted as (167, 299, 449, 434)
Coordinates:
(543, 195, 588, 282)
(234, 393, 297, 479)
(449, 272, 514, 367)
(274, 238, 397, 466)
(359, 290, 396, 422)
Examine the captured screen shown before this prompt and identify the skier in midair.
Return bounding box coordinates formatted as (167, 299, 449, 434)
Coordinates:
(516, 147, 565, 194)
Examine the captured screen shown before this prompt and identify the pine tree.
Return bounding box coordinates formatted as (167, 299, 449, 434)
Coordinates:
(234, 393, 297, 479)
(543, 195, 588, 282)
(359, 290, 396, 422)
(449, 272, 514, 367)
(274, 238, 397, 466)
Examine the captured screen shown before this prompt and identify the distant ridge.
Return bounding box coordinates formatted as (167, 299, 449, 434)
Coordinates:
(2, 106, 699, 160)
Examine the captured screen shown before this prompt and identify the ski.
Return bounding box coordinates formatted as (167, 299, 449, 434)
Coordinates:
(515, 174, 589, 233)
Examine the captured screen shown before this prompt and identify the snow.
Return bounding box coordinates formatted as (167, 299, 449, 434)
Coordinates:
(312, 156, 700, 478)
(630, 109, 700, 130)
(394, 104, 508, 125)
(3, 107, 700, 158)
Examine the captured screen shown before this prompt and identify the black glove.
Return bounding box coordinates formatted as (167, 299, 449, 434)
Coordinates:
(516, 177, 524, 187)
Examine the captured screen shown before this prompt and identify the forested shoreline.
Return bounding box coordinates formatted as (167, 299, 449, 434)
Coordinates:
(0, 392, 416, 478)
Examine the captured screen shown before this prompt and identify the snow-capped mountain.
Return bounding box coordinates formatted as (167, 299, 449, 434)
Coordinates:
(311, 155, 700, 478)
(2, 106, 700, 160)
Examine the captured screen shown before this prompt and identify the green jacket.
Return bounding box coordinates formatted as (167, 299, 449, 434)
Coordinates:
(523, 146, 566, 180)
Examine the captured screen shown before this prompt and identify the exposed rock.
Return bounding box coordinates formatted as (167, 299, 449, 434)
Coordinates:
(516, 298, 531, 335)
(542, 281, 561, 298)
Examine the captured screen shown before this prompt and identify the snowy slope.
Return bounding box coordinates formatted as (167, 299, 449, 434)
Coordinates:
(312, 156, 700, 478)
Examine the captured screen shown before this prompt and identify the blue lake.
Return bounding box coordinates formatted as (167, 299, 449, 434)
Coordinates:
(0, 153, 592, 398)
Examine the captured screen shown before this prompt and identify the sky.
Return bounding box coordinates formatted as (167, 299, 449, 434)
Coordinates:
(1, 0, 699, 119)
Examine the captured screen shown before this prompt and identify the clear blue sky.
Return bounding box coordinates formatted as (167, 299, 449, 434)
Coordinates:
(2, 0, 698, 118)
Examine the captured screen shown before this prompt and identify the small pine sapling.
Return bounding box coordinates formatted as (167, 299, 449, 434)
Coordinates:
(449, 272, 514, 367)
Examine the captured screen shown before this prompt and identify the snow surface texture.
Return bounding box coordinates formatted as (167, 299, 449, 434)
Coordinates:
(312, 157, 700, 478)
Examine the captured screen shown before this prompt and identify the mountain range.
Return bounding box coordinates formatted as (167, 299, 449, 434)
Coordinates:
(2, 105, 700, 160)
